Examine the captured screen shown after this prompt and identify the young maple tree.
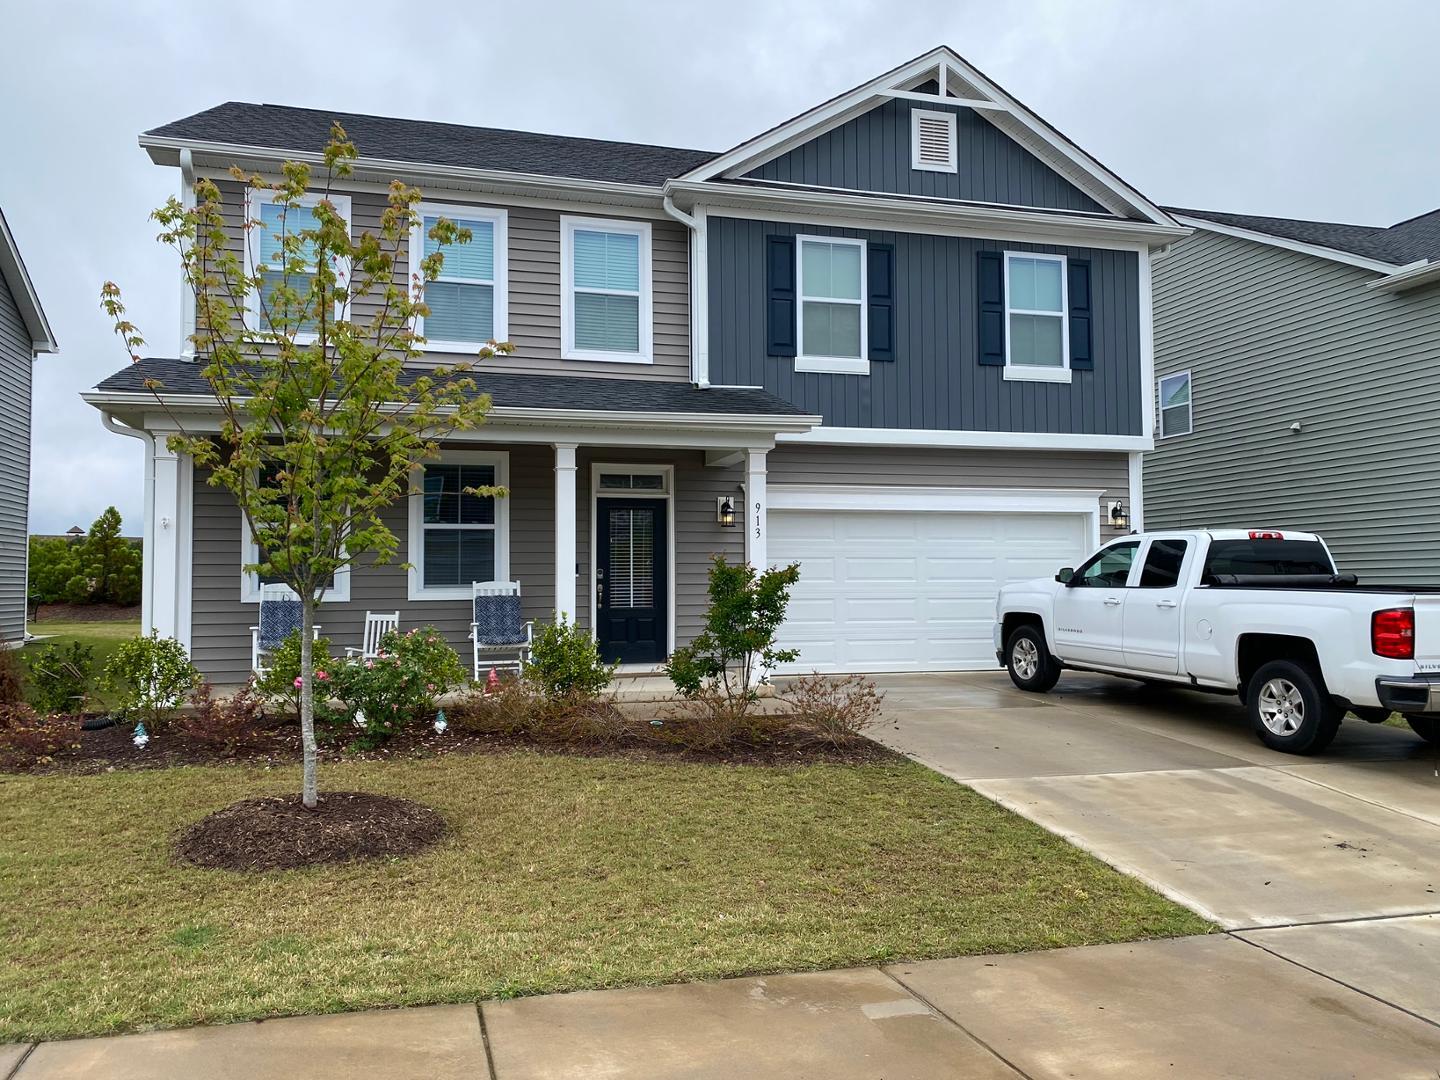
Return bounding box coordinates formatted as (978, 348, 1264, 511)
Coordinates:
(103, 124, 510, 807)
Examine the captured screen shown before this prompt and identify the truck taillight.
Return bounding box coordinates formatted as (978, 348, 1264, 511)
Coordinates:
(1372, 608, 1415, 660)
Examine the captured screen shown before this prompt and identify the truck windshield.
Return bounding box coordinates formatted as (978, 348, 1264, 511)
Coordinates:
(1202, 539, 1335, 579)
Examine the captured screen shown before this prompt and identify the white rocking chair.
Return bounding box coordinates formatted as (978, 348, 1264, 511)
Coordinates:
(470, 580, 533, 680)
(250, 583, 321, 676)
(345, 611, 400, 662)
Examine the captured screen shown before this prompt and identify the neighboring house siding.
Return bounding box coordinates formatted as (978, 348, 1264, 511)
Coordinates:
(189, 444, 742, 684)
(769, 444, 1130, 542)
(741, 98, 1106, 212)
(1146, 229, 1440, 582)
(709, 216, 1142, 434)
(213, 179, 691, 382)
(0, 277, 32, 644)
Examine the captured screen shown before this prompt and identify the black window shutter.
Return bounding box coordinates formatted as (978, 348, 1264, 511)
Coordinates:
(867, 243, 895, 362)
(1068, 259, 1093, 370)
(765, 235, 797, 358)
(977, 250, 1005, 366)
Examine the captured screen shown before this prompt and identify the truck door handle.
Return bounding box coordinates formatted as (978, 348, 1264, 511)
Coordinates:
(1104, 597, 1121, 607)
(1156, 599, 1178, 609)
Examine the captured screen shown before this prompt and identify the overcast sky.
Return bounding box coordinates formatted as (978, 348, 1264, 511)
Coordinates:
(2, 0, 1436, 534)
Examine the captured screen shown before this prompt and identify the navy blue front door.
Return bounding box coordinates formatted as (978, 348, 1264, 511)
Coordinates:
(595, 498, 666, 664)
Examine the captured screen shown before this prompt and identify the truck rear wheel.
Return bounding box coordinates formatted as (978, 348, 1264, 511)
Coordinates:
(1405, 716, 1440, 745)
(1006, 624, 1060, 693)
(1246, 659, 1341, 755)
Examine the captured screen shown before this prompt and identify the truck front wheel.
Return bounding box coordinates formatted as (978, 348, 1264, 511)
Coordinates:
(1006, 624, 1060, 693)
(1246, 660, 1341, 755)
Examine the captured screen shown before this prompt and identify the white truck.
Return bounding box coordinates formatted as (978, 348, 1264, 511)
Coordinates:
(994, 529, 1440, 754)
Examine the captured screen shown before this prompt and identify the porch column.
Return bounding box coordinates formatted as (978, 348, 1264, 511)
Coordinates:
(745, 448, 767, 571)
(553, 443, 578, 622)
(150, 440, 182, 640)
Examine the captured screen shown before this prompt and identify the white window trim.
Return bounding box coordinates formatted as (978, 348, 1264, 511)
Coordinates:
(407, 450, 510, 601)
(589, 463, 676, 657)
(560, 216, 653, 364)
(409, 201, 509, 352)
(1002, 250, 1071, 384)
(244, 188, 353, 343)
(795, 234, 869, 376)
(910, 108, 958, 173)
(1158, 370, 1193, 439)
(239, 522, 351, 604)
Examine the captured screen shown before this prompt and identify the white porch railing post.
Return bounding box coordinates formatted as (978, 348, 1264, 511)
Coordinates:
(554, 443, 579, 623)
(745, 448, 767, 571)
(151, 441, 181, 640)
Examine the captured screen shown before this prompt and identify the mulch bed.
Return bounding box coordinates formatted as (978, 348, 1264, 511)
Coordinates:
(174, 791, 447, 871)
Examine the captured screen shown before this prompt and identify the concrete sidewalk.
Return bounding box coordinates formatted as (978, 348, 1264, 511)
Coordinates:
(7, 934, 1440, 1078)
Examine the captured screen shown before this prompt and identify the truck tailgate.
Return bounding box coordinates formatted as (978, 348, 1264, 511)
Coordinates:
(1414, 596, 1440, 673)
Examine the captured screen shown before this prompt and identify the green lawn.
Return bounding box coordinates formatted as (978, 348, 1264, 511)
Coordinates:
(23, 618, 140, 708)
(0, 753, 1211, 1040)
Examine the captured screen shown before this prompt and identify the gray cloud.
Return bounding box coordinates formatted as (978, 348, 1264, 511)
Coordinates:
(2, 0, 1435, 533)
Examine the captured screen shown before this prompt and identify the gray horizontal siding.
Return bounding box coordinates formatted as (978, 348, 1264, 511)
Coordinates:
(1146, 229, 1440, 583)
(743, 98, 1106, 212)
(709, 216, 1141, 435)
(212, 179, 690, 381)
(189, 444, 743, 685)
(0, 277, 32, 644)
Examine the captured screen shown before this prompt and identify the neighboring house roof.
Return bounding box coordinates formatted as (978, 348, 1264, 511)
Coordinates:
(144, 102, 717, 187)
(1169, 205, 1440, 287)
(93, 358, 811, 418)
(0, 206, 57, 354)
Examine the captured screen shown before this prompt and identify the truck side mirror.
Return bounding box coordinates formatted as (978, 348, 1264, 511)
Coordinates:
(1055, 567, 1075, 584)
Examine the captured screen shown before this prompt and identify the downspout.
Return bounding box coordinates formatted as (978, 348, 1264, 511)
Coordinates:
(178, 148, 196, 360)
(662, 193, 709, 388)
(100, 412, 156, 635)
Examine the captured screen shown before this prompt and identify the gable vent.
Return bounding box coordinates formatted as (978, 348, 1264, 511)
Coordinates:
(911, 109, 958, 173)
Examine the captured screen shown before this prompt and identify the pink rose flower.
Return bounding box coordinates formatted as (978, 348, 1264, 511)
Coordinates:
(316, 670, 329, 681)
(294, 677, 303, 688)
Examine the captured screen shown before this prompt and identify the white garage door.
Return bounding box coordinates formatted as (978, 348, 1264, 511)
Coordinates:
(770, 509, 1090, 673)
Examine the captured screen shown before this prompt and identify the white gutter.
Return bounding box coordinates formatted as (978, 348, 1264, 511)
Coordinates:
(1369, 260, 1440, 294)
(178, 149, 196, 359)
(100, 411, 156, 637)
(661, 194, 710, 388)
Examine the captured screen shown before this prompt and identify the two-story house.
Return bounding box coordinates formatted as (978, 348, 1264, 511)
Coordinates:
(1, 207, 57, 647)
(84, 47, 1185, 683)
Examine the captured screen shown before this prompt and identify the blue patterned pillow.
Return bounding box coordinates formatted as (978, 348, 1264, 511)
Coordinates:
(258, 596, 303, 650)
(473, 594, 523, 645)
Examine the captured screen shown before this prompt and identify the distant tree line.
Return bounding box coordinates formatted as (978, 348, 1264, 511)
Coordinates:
(29, 507, 142, 607)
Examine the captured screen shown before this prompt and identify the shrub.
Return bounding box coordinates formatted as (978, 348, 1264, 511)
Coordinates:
(175, 682, 268, 756)
(525, 616, 616, 701)
(0, 703, 78, 769)
(103, 632, 201, 731)
(0, 647, 26, 706)
(328, 626, 465, 746)
(661, 683, 785, 752)
(448, 675, 541, 737)
(254, 630, 335, 717)
(25, 640, 96, 715)
(781, 673, 885, 748)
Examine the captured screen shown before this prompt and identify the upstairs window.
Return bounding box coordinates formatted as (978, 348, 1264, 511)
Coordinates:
(1159, 371, 1193, 437)
(1003, 252, 1069, 381)
(561, 216, 652, 363)
(796, 235, 867, 375)
(911, 108, 958, 173)
(246, 190, 351, 338)
(412, 203, 508, 349)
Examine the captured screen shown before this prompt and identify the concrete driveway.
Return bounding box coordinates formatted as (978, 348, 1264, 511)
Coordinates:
(875, 669, 1440, 1030)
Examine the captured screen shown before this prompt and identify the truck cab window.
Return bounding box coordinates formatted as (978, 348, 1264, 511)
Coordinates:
(1073, 540, 1140, 588)
(1139, 538, 1189, 588)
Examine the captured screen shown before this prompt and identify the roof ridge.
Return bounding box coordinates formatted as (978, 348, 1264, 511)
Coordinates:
(1165, 205, 1392, 234)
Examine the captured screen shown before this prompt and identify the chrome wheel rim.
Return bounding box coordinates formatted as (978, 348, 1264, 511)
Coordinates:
(1258, 677, 1305, 736)
(1012, 638, 1040, 681)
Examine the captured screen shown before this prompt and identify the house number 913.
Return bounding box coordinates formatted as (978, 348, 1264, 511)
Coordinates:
(754, 501, 762, 538)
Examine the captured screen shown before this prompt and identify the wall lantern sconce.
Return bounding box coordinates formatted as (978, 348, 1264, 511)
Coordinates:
(1108, 500, 1129, 531)
(716, 494, 738, 528)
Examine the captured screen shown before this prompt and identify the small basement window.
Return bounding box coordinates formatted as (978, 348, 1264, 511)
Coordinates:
(911, 109, 957, 173)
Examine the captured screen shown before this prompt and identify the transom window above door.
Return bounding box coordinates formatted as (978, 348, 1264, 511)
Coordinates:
(1003, 252, 1069, 381)
(408, 453, 510, 601)
(561, 217, 653, 364)
(597, 471, 667, 492)
(411, 204, 508, 349)
(796, 236, 867, 375)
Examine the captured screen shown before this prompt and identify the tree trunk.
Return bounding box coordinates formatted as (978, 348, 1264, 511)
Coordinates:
(300, 594, 318, 809)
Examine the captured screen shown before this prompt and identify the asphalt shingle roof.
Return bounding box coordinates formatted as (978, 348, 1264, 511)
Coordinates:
(145, 102, 718, 186)
(94, 358, 810, 418)
(1168, 205, 1440, 266)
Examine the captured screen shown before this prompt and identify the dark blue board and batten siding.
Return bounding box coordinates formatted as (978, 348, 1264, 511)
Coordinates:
(742, 98, 1107, 213)
(707, 217, 1142, 436)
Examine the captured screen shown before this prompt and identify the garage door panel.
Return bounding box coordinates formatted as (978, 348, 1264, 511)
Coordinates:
(771, 507, 1088, 673)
